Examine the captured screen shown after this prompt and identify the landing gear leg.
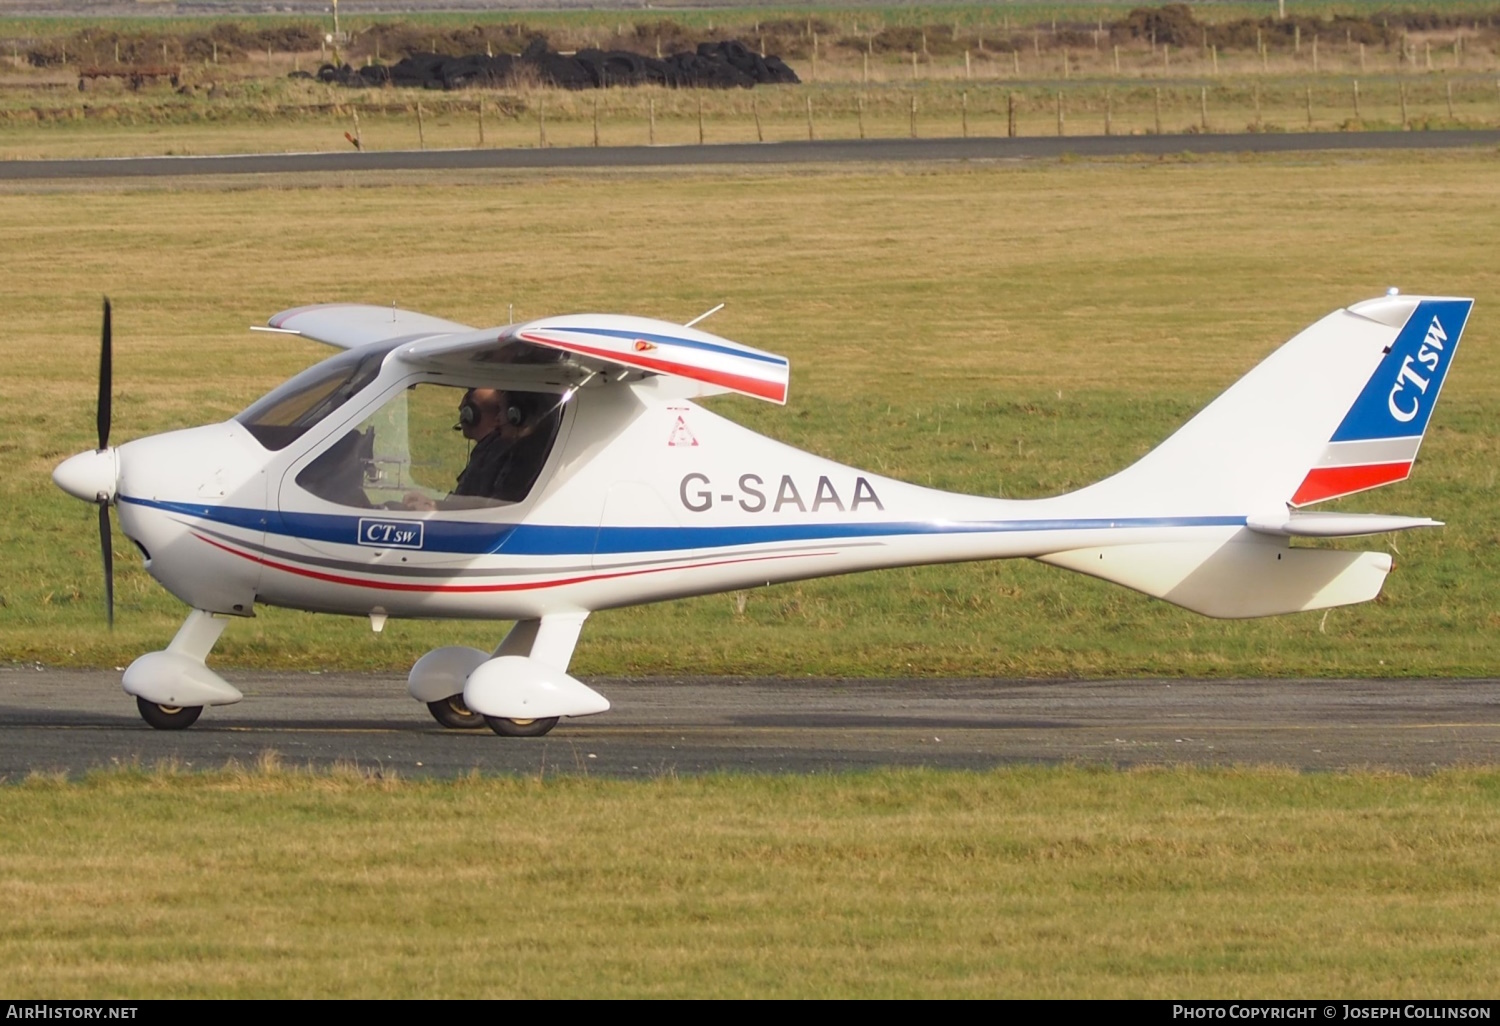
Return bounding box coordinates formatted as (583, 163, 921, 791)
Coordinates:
(477, 614, 591, 738)
(122, 609, 241, 731)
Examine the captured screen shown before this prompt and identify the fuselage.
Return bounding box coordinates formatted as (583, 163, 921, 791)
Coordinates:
(110, 357, 1248, 623)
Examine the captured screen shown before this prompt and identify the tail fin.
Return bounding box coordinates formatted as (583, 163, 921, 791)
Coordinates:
(1069, 295, 1473, 515)
(1290, 296, 1471, 505)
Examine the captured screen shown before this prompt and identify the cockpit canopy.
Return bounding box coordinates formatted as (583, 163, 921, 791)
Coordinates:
(237, 341, 398, 451)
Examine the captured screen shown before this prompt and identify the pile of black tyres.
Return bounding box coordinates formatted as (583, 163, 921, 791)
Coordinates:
(310, 38, 800, 90)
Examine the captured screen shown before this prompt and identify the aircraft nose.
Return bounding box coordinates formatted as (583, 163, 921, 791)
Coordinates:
(53, 448, 118, 504)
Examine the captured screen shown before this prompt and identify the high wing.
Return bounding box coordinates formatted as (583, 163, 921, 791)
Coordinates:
(265, 307, 790, 405)
(264, 303, 477, 348)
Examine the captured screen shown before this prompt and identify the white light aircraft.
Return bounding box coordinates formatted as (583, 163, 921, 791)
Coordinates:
(53, 293, 1471, 735)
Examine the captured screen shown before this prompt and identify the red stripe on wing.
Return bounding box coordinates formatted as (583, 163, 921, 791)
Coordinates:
(522, 333, 788, 404)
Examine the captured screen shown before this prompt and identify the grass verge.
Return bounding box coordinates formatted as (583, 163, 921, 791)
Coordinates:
(1, 762, 1497, 997)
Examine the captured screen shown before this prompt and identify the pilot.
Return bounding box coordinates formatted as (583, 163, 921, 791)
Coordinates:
(452, 387, 534, 502)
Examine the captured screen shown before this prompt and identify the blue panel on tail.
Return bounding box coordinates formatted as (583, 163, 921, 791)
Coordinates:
(1329, 299, 1472, 442)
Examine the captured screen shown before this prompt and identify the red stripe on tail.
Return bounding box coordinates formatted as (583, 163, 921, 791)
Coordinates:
(1291, 462, 1412, 507)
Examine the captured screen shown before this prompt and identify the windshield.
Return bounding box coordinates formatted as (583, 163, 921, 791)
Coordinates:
(237, 342, 398, 451)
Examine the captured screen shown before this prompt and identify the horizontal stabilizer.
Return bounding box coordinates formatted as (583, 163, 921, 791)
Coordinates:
(1246, 511, 1442, 538)
(1037, 539, 1392, 618)
(266, 304, 476, 349)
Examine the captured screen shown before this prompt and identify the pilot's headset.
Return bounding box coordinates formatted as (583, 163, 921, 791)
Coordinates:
(455, 389, 525, 432)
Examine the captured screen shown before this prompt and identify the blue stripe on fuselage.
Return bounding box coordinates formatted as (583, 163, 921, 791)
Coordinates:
(120, 495, 1246, 556)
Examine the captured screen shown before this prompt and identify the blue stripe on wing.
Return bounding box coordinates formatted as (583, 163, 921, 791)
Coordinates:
(549, 326, 789, 367)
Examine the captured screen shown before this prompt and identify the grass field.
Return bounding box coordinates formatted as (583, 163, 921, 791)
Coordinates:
(5, 75, 1500, 161)
(6, 2, 1500, 159)
(3, 149, 1499, 678)
(1, 763, 1497, 997)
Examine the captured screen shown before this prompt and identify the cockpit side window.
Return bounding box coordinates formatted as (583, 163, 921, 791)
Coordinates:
(295, 383, 565, 511)
(237, 342, 395, 451)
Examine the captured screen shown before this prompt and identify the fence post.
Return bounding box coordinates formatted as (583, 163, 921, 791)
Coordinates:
(857, 93, 865, 139)
(1400, 82, 1408, 128)
(1154, 88, 1162, 134)
(699, 93, 706, 144)
(753, 94, 763, 142)
(593, 94, 600, 147)
(1200, 85, 1208, 130)
(477, 99, 484, 147)
(1305, 85, 1313, 128)
(806, 95, 814, 141)
(649, 97, 656, 145)
(1446, 80, 1454, 120)
(1353, 79, 1360, 120)
(1105, 87, 1112, 135)
(538, 98, 547, 148)
(1007, 92, 1016, 137)
(417, 101, 425, 150)
(961, 90, 968, 137)
(909, 93, 917, 137)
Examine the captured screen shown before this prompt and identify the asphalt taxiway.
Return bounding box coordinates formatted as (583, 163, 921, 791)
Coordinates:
(4, 130, 1500, 180)
(2, 667, 1496, 778)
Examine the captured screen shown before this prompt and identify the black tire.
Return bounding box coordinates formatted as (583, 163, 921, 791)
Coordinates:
(427, 694, 487, 730)
(136, 697, 202, 731)
(484, 715, 559, 738)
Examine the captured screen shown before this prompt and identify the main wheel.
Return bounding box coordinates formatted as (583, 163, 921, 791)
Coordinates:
(427, 694, 487, 730)
(484, 715, 559, 738)
(136, 697, 202, 731)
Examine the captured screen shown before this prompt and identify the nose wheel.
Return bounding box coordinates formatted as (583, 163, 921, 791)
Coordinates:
(136, 697, 203, 731)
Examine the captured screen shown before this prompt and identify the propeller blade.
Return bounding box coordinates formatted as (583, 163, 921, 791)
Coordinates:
(98, 297, 112, 451)
(98, 503, 114, 630)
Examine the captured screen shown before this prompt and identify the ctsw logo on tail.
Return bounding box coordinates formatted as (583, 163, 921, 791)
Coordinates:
(1293, 299, 1472, 506)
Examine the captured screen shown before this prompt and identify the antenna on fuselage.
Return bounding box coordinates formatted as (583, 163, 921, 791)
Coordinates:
(684, 303, 724, 328)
